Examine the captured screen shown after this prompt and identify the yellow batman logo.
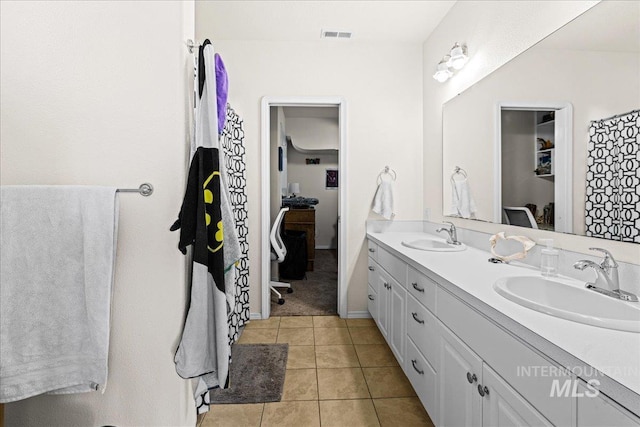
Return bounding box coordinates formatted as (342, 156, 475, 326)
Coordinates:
(204, 171, 223, 253)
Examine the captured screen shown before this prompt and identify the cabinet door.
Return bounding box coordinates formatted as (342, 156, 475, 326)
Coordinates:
(367, 284, 377, 322)
(389, 279, 406, 363)
(577, 382, 640, 427)
(482, 364, 552, 427)
(367, 258, 380, 322)
(376, 270, 391, 339)
(438, 323, 483, 427)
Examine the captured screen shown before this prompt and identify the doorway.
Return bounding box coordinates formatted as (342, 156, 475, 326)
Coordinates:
(495, 102, 573, 233)
(260, 97, 347, 319)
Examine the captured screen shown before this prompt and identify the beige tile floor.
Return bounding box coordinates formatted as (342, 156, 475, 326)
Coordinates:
(200, 316, 435, 427)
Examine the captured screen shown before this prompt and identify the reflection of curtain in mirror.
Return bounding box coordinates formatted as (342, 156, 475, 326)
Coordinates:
(585, 110, 640, 243)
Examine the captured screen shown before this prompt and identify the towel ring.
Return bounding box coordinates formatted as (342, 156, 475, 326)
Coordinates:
(377, 166, 397, 184)
(452, 166, 467, 180)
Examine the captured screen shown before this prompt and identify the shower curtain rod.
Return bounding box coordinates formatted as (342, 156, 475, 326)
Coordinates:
(591, 109, 639, 123)
(116, 183, 154, 197)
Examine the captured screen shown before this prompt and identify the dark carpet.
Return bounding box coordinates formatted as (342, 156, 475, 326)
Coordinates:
(270, 249, 338, 316)
(208, 343, 288, 404)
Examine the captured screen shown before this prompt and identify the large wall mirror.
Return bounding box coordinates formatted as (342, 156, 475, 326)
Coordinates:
(443, 1, 639, 243)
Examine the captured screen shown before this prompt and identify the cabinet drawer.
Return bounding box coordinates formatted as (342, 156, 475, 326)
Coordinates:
(285, 208, 315, 223)
(378, 246, 407, 286)
(367, 284, 378, 321)
(367, 240, 378, 261)
(406, 293, 439, 369)
(406, 338, 437, 419)
(407, 266, 436, 314)
(437, 287, 574, 427)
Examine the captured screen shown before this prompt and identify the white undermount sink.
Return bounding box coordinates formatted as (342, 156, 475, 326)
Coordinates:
(401, 238, 466, 252)
(493, 276, 640, 333)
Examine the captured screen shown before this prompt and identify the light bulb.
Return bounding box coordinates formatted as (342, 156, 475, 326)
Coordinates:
(447, 43, 468, 70)
(432, 58, 452, 83)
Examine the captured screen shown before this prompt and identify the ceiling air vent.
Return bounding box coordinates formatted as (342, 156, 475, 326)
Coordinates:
(321, 30, 352, 39)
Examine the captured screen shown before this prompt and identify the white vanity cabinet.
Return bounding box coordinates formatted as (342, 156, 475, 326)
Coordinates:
(367, 245, 407, 364)
(437, 306, 552, 427)
(364, 236, 640, 427)
(437, 286, 573, 427)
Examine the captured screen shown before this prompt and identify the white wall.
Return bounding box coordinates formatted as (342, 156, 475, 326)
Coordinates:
(196, 38, 424, 315)
(424, 0, 640, 264)
(1, 1, 195, 425)
(285, 114, 340, 249)
(287, 144, 339, 249)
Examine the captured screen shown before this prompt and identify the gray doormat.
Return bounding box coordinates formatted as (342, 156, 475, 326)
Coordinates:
(208, 343, 288, 404)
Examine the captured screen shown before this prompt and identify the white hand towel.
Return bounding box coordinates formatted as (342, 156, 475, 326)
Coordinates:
(0, 186, 118, 403)
(450, 178, 477, 219)
(372, 179, 395, 220)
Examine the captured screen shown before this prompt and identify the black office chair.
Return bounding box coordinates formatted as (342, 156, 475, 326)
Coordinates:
(270, 207, 292, 304)
(503, 206, 538, 229)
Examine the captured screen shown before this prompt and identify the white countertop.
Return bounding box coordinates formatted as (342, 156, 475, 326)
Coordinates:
(367, 230, 640, 413)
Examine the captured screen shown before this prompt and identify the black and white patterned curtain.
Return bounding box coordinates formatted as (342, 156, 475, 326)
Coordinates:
(585, 109, 640, 243)
(220, 104, 250, 344)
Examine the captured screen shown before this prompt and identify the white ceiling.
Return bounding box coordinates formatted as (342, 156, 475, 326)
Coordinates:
(196, 1, 457, 43)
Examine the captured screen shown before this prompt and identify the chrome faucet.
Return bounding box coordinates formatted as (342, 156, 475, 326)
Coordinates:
(436, 221, 461, 245)
(573, 248, 637, 302)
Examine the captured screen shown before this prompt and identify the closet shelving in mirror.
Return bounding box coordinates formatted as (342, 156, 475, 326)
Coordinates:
(535, 111, 555, 177)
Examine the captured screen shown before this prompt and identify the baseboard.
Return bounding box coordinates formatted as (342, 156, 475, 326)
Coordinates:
(251, 311, 370, 319)
(347, 311, 372, 319)
(315, 245, 337, 250)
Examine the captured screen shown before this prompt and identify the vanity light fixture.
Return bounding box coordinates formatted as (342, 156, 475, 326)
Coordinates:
(433, 42, 469, 83)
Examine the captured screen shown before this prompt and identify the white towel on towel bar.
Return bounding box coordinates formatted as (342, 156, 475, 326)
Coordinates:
(450, 177, 477, 219)
(0, 186, 118, 403)
(372, 179, 395, 220)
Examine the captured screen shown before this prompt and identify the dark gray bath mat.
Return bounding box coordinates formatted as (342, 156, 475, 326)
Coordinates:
(208, 343, 288, 404)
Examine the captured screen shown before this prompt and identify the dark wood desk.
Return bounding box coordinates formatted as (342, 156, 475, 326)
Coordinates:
(284, 208, 315, 271)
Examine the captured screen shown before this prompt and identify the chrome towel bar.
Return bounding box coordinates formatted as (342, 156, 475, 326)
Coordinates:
(116, 183, 154, 197)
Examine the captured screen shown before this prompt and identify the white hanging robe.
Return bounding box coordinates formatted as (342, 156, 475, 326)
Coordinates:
(172, 40, 241, 415)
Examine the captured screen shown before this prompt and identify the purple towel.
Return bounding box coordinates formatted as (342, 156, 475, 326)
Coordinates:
(215, 53, 228, 134)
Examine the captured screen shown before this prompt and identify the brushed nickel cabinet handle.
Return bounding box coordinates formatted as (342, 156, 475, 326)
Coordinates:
(369, 248, 376, 253)
(368, 295, 375, 301)
(411, 312, 425, 324)
(412, 282, 425, 293)
(411, 359, 424, 375)
(368, 266, 375, 271)
(466, 372, 477, 384)
(478, 384, 489, 397)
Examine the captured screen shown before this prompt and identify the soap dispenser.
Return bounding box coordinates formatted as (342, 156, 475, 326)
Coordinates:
(539, 239, 559, 277)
